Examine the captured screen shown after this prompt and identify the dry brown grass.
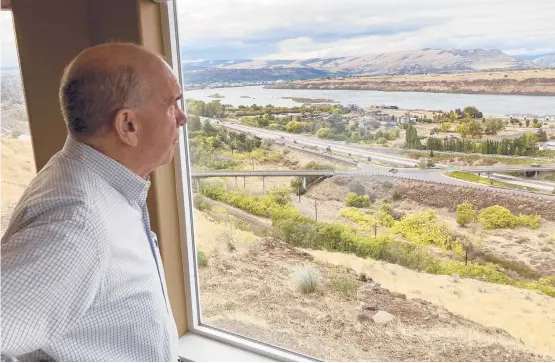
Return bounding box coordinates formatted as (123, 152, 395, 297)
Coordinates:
(194, 213, 547, 360)
(271, 69, 555, 96)
(1, 137, 35, 234)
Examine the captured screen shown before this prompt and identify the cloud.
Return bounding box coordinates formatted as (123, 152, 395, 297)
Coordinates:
(176, 0, 555, 60)
(1, 0, 554, 66)
(1, 12, 19, 68)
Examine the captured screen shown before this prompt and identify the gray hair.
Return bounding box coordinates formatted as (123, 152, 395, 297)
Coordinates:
(59, 63, 145, 136)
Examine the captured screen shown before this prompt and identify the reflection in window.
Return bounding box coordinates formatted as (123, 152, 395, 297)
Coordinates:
(176, 1, 555, 360)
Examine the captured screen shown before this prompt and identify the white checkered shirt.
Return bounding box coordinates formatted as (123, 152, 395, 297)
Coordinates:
(1, 136, 179, 361)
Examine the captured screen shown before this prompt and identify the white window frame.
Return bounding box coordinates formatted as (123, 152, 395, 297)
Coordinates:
(158, 1, 318, 361)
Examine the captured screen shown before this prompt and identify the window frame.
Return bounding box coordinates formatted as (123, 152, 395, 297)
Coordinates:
(159, 1, 317, 361)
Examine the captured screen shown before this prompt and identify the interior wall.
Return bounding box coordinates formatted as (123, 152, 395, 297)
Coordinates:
(10, 0, 188, 335)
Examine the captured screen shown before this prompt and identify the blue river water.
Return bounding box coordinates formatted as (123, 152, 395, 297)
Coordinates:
(184, 85, 555, 118)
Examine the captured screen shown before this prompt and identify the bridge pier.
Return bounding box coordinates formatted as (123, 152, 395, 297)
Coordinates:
(302, 176, 307, 190)
(535, 171, 538, 180)
(243, 176, 246, 189)
(262, 176, 266, 194)
(195, 178, 200, 192)
(235, 176, 239, 189)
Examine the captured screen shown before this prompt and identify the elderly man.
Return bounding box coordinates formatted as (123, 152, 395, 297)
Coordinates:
(1, 43, 187, 361)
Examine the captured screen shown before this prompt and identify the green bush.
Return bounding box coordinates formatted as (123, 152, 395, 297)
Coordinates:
(516, 214, 541, 229)
(392, 190, 404, 201)
(456, 201, 476, 227)
(349, 180, 366, 195)
(200, 183, 555, 297)
(294, 267, 320, 294)
(478, 205, 540, 229)
(193, 194, 210, 211)
(345, 192, 370, 208)
(197, 249, 208, 268)
(330, 275, 358, 299)
(478, 205, 517, 229)
(392, 209, 457, 250)
(382, 181, 394, 189)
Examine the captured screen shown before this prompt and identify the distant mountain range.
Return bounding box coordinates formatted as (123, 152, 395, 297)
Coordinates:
(181, 49, 555, 86)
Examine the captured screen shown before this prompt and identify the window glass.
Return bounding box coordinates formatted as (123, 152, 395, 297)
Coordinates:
(1, 11, 36, 236)
(176, 1, 555, 360)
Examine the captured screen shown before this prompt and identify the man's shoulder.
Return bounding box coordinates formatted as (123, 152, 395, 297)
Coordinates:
(6, 154, 110, 233)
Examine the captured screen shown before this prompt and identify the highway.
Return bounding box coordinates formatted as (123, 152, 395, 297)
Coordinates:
(205, 119, 555, 199)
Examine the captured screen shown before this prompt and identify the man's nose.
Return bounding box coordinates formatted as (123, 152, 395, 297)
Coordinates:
(178, 112, 188, 126)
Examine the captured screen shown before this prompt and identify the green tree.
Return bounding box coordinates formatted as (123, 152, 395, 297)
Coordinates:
(440, 122, 451, 132)
(456, 123, 470, 138)
(467, 119, 483, 138)
(345, 192, 370, 208)
(188, 115, 202, 131)
(285, 121, 304, 133)
(316, 127, 331, 139)
(186, 99, 205, 116)
(405, 124, 422, 149)
(537, 129, 548, 142)
(463, 106, 483, 119)
(484, 118, 504, 135)
(525, 119, 530, 127)
(456, 202, 476, 227)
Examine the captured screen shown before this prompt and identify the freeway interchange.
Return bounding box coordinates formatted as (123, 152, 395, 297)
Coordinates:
(199, 119, 555, 199)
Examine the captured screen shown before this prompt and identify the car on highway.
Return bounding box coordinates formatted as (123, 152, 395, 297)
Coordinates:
(388, 168, 398, 174)
(531, 163, 541, 167)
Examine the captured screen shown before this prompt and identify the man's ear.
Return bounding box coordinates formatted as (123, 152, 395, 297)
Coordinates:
(113, 108, 139, 147)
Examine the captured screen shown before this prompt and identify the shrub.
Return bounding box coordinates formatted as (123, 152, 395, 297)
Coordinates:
(197, 249, 208, 267)
(456, 201, 476, 227)
(392, 209, 457, 250)
(330, 275, 358, 299)
(516, 214, 541, 229)
(340, 208, 376, 225)
(294, 267, 320, 294)
(345, 192, 370, 208)
(382, 181, 394, 189)
(392, 189, 404, 201)
(349, 180, 366, 195)
(478, 205, 540, 229)
(478, 205, 517, 229)
(194, 194, 210, 211)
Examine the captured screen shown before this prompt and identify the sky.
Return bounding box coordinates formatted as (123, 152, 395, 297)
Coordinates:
(2, 0, 555, 68)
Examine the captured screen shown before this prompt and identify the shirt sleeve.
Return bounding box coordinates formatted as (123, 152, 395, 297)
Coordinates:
(1, 220, 104, 357)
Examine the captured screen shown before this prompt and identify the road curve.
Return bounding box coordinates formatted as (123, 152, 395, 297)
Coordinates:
(208, 119, 555, 200)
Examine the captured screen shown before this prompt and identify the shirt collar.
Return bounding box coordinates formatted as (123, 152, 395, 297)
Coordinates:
(61, 136, 151, 204)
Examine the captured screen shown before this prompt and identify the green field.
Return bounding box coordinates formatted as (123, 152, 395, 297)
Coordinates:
(444, 171, 541, 193)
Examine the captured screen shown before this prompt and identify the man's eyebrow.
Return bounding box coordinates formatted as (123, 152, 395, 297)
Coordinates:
(168, 92, 183, 104)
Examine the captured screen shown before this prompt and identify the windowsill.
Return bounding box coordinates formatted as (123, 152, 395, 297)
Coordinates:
(178, 327, 318, 362)
(178, 333, 277, 362)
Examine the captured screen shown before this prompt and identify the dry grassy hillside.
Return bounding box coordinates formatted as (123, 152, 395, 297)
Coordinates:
(268, 69, 555, 95)
(1, 137, 35, 234)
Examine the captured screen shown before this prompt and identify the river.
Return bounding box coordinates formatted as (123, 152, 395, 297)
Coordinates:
(184, 85, 555, 118)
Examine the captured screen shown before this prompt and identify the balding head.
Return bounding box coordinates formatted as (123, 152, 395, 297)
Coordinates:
(59, 42, 167, 136)
(59, 42, 187, 177)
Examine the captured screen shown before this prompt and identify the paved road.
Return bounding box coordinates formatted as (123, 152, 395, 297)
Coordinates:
(214, 120, 555, 171)
(208, 120, 555, 199)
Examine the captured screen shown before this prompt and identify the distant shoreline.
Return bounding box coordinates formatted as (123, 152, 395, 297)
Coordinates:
(264, 69, 555, 96)
(265, 85, 555, 97)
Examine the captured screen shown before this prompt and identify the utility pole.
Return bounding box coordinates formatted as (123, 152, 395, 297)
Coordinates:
(298, 184, 301, 202)
(314, 200, 318, 221)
